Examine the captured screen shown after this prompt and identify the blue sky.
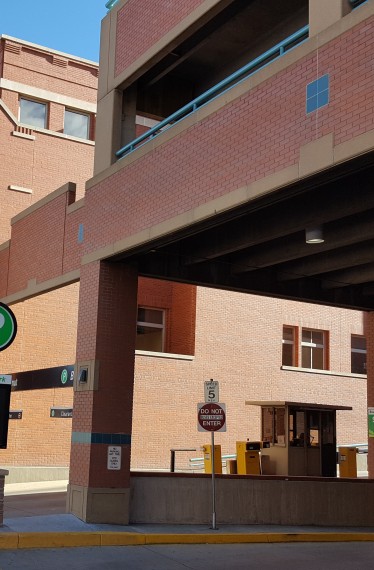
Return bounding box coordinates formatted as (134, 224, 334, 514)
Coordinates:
(0, 0, 108, 62)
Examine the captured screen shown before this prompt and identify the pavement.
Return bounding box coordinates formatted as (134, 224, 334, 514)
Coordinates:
(1, 480, 374, 550)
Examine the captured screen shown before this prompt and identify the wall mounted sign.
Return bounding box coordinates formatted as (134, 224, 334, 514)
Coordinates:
(0, 375, 11, 448)
(107, 446, 121, 470)
(0, 302, 17, 352)
(9, 410, 23, 420)
(11, 365, 74, 392)
(50, 407, 73, 418)
(368, 407, 374, 438)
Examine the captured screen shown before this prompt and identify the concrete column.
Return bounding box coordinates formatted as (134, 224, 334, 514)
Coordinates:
(93, 89, 123, 176)
(309, 0, 351, 37)
(365, 312, 374, 478)
(67, 260, 138, 524)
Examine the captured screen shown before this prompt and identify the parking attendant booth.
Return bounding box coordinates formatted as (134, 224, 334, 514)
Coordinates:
(246, 401, 352, 477)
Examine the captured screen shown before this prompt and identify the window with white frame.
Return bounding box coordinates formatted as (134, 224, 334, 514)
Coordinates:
(282, 325, 296, 366)
(136, 307, 164, 352)
(64, 109, 90, 139)
(301, 328, 327, 370)
(351, 335, 367, 375)
(19, 98, 47, 129)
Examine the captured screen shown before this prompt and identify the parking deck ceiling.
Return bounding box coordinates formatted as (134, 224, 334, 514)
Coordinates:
(114, 153, 374, 311)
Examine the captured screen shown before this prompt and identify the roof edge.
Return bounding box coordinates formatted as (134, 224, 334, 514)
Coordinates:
(0, 34, 98, 67)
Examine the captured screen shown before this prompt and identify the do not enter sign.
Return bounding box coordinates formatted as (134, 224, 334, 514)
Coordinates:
(197, 402, 226, 432)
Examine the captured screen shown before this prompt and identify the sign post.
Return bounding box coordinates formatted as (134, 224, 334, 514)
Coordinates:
(198, 385, 226, 531)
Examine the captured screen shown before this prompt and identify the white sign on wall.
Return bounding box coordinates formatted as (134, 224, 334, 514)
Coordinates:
(107, 446, 122, 470)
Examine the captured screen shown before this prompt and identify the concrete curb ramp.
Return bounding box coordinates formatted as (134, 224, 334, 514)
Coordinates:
(1, 532, 374, 549)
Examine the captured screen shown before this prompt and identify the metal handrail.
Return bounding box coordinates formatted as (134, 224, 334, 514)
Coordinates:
(116, 25, 309, 159)
(350, 0, 369, 8)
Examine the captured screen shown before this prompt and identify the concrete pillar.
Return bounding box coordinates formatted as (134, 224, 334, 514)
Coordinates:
(93, 89, 123, 176)
(365, 312, 374, 478)
(309, 0, 351, 37)
(67, 261, 138, 524)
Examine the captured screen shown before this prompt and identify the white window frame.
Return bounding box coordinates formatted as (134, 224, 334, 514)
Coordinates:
(301, 328, 327, 370)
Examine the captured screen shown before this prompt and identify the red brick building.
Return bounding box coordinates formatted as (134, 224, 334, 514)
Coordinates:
(1, 0, 374, 524)
(0, 35, 96, 477)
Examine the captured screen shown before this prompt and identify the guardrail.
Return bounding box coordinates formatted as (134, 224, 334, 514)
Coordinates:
(189, 454, 237, 470)
(338, 443, 368, 454)
(116, 25, 309, 159)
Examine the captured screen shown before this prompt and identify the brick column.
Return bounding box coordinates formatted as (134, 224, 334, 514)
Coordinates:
(365, 312, 374, 478)
(67, 260, 138, 524)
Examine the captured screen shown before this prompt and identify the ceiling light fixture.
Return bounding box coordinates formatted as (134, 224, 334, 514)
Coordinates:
(305, 226, 324, 244)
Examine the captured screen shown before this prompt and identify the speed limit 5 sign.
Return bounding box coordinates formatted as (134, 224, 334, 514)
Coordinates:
(204, 380, 219, 403)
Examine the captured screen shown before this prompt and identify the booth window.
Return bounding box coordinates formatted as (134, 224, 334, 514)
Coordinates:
(301, 328, 327, 370)
(282, 325, 296, 366)
(351, 335, 366, 374)
(289, 409, 320, 447)
(262, 407, 286, 446)
(20, 98, 47, 129)
(136, 307, 164, 352)
(289, 409, 305, 446)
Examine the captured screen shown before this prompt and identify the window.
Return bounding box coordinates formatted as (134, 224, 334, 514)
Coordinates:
(351, 335, 367, 375)
(306, 74, 329, 114)
(289, 409, 305, 446)
(262, 407, 286, 445)
(64, 109, 90, 139)
(19, 98, 47, 129)
(301, 328, 327, 370)
(136, 307, 164, 352)
(282, 325, 296, 366)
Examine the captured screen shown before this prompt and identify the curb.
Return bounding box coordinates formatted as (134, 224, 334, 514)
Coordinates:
(1, 532, 374, 549)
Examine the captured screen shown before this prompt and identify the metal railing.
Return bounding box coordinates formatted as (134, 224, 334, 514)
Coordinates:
(170, 448, 196, 472)
(116, 25, 309, 159)
(189, 454, 236, 470)
(350, 0, 369, 9)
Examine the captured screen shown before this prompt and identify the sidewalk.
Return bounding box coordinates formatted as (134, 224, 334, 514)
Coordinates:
(1, 480, 374, 550)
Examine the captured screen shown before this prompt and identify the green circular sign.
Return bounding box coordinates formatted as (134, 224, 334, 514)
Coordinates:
(61, 369, 68, 385)
(0, 302, 17, 352)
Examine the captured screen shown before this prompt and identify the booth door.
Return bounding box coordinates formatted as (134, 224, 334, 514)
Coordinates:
(321, 411, 336, 477)
(305, 410, 321, 476)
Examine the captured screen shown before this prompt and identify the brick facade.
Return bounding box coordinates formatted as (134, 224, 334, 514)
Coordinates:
(86, 15, 374, 258)
(0, 37, 97, 470)
(0, 3, 372, 500)
(115, 0, 207, 76)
